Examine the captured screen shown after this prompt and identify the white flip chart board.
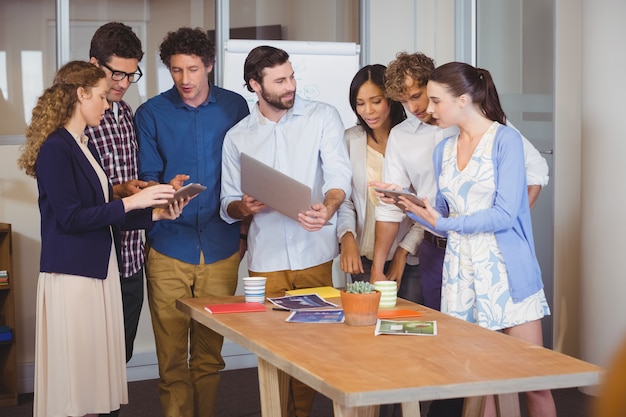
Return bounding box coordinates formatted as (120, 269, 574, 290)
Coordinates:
(223, 39, 361, 129)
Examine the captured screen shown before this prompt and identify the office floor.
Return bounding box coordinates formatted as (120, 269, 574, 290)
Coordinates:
(4, 367, 594, 416)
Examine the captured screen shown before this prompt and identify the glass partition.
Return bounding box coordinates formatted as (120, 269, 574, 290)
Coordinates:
(229, 0, 358, 42)
(0, 0, 358, 143)
(0, 1, 56, 138)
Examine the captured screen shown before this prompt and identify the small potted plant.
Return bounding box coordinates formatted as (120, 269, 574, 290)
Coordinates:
(340, 281, 381, 326)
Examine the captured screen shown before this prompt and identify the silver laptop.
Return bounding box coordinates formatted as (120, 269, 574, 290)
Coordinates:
(240, 152, 313, 221)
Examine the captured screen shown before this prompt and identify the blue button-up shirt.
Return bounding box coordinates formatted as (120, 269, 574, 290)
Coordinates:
(136, 84, 249, 264)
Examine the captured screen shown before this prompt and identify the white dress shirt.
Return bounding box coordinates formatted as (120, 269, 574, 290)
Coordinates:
(220, 95, 352, 272)
(337, 125, 422, 265)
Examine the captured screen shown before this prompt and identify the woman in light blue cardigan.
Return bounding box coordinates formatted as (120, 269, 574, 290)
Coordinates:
(400, 62, 556, 417)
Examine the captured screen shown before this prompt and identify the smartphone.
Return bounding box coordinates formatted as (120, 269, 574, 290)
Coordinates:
(373, 187, 425, 209)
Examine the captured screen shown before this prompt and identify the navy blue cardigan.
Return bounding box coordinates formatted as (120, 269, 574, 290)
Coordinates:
(35, 128, 154, 279)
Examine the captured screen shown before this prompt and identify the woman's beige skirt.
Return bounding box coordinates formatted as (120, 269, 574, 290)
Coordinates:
(34, 245, 128, 417)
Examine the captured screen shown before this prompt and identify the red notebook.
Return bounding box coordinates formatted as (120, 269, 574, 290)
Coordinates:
(204, 302, 267, 314)
(377, 309, 424, 319)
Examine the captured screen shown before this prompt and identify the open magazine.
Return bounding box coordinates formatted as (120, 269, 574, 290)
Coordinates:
(285, 309, 345, 323)
(267, 294, 338, 310)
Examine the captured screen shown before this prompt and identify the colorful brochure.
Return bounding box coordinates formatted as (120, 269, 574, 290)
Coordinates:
(374, 319, 437, 336)
(267, 294, 338, 310)
(286, 309, 345, 323)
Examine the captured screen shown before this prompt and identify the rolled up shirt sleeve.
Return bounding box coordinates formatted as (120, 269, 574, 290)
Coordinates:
(397, 221, 424, 256)
(521, 137, 549, 187)
(507, 120, 549, 187)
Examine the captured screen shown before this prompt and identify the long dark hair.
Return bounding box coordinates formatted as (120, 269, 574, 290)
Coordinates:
(349, 64, 406, 143)
(429, 62, 506, 124)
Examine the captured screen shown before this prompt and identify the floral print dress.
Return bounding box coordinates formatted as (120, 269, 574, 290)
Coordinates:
(439, 122, 550, 330)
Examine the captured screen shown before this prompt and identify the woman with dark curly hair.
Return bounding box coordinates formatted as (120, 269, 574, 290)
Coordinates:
(18, 60, 184, 417)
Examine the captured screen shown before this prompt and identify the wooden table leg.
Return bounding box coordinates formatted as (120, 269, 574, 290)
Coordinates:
(462, 396, 486, 417)
(257, 358, 289, 417)
(401, 401, 421, 416)
(333, 403, 378, 417)
(462, 394, 521, 417)
(495, 393, 521, 417)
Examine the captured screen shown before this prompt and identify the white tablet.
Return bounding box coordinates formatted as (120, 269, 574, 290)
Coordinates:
(240, 153, 312, 222)
(155, 183, 206, 208)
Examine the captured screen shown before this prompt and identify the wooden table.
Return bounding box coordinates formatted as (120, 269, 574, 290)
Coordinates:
(177, 296, 602, 417)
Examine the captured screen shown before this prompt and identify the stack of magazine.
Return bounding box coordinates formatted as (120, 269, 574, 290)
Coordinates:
(268, 294, 345, 323)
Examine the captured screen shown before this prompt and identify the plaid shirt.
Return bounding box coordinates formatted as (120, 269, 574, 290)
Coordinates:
(85, 101, 144, 278)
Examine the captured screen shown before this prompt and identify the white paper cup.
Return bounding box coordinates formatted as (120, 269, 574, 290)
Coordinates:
(374, 280, 397, 288)
(374, 280, 397, 307)
(379, 295, 398, 308)
(243, 277, 267, 303)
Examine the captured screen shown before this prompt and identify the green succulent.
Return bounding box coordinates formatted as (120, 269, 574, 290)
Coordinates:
(345, 281, 376, 294)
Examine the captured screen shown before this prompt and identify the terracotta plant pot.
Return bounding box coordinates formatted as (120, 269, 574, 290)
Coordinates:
(340, 290, 381, 326)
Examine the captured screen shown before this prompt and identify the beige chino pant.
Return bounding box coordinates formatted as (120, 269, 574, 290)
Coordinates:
(146, 248, 240, 417)
(250, 260, 334, 417)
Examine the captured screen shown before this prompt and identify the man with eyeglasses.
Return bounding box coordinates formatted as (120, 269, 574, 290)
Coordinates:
(99, 60, 143, 84)
(84, 24, 146, 412)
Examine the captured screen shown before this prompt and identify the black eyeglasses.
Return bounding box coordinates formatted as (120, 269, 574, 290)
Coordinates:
(100, 61, 143, 83)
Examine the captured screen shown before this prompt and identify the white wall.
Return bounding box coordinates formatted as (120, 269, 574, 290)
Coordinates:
(553, 0, 583, 360)
(553, 0, 626, 380)
(577, 0, 626, 372)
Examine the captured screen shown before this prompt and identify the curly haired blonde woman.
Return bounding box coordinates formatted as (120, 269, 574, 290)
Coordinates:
(18, 60, 186, 417)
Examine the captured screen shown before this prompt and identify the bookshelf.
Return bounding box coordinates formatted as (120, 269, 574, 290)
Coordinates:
(0, 223, 18, 406)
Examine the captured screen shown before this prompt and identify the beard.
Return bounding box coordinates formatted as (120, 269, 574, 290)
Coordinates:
(260, 86, 295, 110)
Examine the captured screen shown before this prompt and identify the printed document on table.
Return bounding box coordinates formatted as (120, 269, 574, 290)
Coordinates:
(268, 294, 338, 310)
(286, 309, 345, 323)
(374, 319, 437, 336)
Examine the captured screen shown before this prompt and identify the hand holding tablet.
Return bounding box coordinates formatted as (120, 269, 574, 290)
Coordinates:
(373, 187, 426, 210)
(155, 183, 206, 208)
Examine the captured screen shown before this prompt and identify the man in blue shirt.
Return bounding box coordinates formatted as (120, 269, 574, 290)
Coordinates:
(135, 27, 249, 417)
